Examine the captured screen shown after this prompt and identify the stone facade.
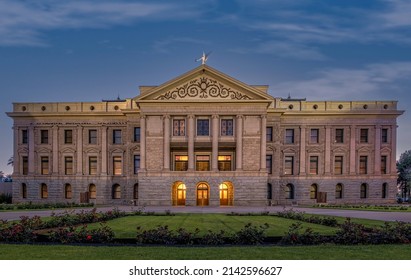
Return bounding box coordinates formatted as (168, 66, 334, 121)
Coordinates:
(6, 65, 403, 206)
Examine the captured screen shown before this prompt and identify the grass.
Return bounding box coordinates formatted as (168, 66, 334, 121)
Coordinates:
(312, 205, 411, 212)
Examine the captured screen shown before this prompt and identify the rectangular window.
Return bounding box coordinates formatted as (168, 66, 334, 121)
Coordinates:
(134, 155, 140, 174)
(334, 156, 343, 175)
(40, 130, 49, 144)
(285, 129, 294, 144)
(134, 127, 141, 142)
(266, 127, 273, 142)
(381, 155, 387, 174)
(197, 119, 209, 136)
(360, 129, 368, 143)
(89, 130, 97, 144)
(196, 155, 210, 171)
(266, 155, 273, 174)
(310, 129, 319, 143)
(22, 129, 28, 144)
(218, 155, 232, 171)
(41, 156, 49, 175)
(284, 156, 294, 175)
(175, 155, 188, 171)
(113, 130, 122, 144)
(22, 156, 28, 175)
(113, 156, 122, 175)
(381, 128, 388, 143)
(310, 156, 319, 175)
(89, 156, 97, 175)
(173, 120, 185, 136)
(335, 129, 344, 143)
(64, 130, 73, 144)
(64, 156, 73, 175)
(359, 156, 368, 174)
(221, 119, 234, 136)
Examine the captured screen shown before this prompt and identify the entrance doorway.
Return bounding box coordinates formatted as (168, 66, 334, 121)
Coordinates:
(196, 183, 209, 206)
(172, 182, 186, 206)
(219, 182, 234, 206)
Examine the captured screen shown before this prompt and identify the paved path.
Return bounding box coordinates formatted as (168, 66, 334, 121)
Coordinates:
(1, 205, 411, 222)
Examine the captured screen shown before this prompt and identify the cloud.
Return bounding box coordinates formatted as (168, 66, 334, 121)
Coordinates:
(378, 0, 411, 27)
(153, 37, 210, 54)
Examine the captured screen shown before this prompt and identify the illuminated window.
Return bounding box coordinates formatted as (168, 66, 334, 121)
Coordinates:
(89, 184, 96, 199)
(310, 184, 318, 199)
(218, 155, 232, 171)
(175, 155, 188, 171)
(41, 183, 48, 199)
(65, 184, 72, 199)
(112, 184, 121, 199)
(196, 155, 210, 171)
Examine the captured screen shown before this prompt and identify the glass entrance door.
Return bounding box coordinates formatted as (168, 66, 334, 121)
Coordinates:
(196, 183, 209, 206)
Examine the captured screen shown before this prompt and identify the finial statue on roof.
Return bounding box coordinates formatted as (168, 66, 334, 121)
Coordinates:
(196, 51, 212, 65)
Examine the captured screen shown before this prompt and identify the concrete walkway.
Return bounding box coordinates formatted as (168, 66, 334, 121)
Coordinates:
(1, 205, 411, 222)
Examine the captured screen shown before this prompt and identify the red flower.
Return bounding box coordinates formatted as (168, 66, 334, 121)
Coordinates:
(86, 235, 92, 240)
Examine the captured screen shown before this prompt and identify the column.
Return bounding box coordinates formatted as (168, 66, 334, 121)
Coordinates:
(101, 126, 108, 175)
(236, 115, 243, 171)
(13, 127, 19, 175)
(391, 125, 397, 174)
(374, 125, 381, 174)
(188, 115, 195, 171)
(28, 125, 35, 174)
(349, 125, 356, 174)
(324, 126, 331, 175)
(140, 116, 146, 171)
(299, 126, 306, 175)
(260, 115, 267, 171)
(76, 126, 83, 175)
(163, 115, 170, 170)
(52, 126, 58, 174)
(212, 115, 219, 171)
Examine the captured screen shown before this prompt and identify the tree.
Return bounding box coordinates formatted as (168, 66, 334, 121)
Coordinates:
(7, 156, 13, 166)
(397, 150, 411, 199)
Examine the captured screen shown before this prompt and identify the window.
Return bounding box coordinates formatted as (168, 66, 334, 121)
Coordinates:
(335, 129, 344, 143)
(360, 183, 367, 198)
(133, 184, 139, 199)
(310, 129, 319, 143)
(382, 183, 388, 199)
(310, 184, 318, 199)
(89, 130, 97, 144)
(134, 127, 141, 142)
(89, 184, 96, 199)
(335, 184, 343, 199)
(197, 119, 209, 136)
(285, 129, 294, 144)
(267, 183, 272, 200)
(310, 156, 319, 175)
(22, 129, 28, 144)
(381, 156, 387, 174)
(196, 155, 210, 171)
(286, 184, 294, 199)
(89, 156, 97, 175)
(221, 119, 234, 136)
(266, 155, 272, 174)
(41, 183, 48, 199)
(40, 130, 49, 144)
(360, 129, 368, 143)
(266, 127, 273, 142)
(173, 120, 185, 136)
(22, 156, 28, 175)
(134, 155, 140, 174)
(175, 155, 188, 171)
(113, 130, 122, 144)
(359, 156, 368, 174)
(41, 156, 49, 175)
(64, 130, 73, 144)
(218, 155, 232, 171)
(65, 184, 72, 199)
(64, 156, 73, 175)
(334, 156, 343, 175)
(113, 156, 122, 175)
(284, 156, 294, 175)
(381, 129, 388, 143)
(112, 184, 121, 199)
(22, 183, 27, 199)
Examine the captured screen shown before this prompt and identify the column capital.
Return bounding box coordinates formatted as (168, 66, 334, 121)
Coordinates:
(236, 115, 243, 119)
(187, 114, 195, 119)
(260, 115, 267, 119)
(140, 115, 146, 119)
(162, 114, 171, 120)
(212, 114, 219, 119)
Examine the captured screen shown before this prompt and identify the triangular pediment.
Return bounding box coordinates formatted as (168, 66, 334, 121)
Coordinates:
(135, 65, 273, 102)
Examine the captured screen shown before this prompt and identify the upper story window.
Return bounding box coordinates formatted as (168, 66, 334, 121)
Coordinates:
(335, 129, 344, 143)
(175, 155, 188, 171)
(22, 156, 28, 175)
(197, 119, 209, 136)
(134, 155, 140, 174)
(113, 156, 122, 175)
(284, 156, 294, 175)
(381, 128, 388, 143)
(64, 156, 73, 175)
(41, 156, 49, 175)
(266, 127, 273, 142)
(196, 155, 210, 171)
(89, 130, 97, 144)
(64, 130, 73, 144)
(113, 130, 122, 144)
(173, 120, 185, 136)
(266, 155, 273, 174)
(218, 155, 232, 171)
(310, 129, 319, 143)
(309, 156, 319, 175)
(285, 129, 294, 144)
(360, 128, 368, 143)
(22, 129, 28, 144)
(359, 156, 368, 174)
(221, 119, 233, 136)
(381, 155, 387, 174)
(134, 127, 141, 142)
(89, 156, 97, 175)
(334, 156, 343, 175)
(40, 130, 49, 144)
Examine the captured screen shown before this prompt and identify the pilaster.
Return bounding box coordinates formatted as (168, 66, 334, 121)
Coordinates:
(260, 115, 267, 171)
(299, 125, 306, 175)
(212, 115, 219, 171)
(163, 115, 170, 171)
(349, 125, 356, 175)
(188, 115, 195, 171)
(236, 115, 243, 171)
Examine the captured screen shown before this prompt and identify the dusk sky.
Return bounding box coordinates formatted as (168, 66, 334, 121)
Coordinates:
(1, 0, 411, 174)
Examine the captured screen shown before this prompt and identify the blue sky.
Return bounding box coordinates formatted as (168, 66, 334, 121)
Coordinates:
(1, 0, 410, 174)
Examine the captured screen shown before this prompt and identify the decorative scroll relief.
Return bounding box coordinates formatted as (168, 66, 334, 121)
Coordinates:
(155, 77, 252, 100)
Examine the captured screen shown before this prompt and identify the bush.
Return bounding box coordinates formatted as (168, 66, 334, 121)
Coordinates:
(232, 223, 269, 245)
(0, 216, 42, 243)
(48, 223, 114, 244)
(136, 225, 176, 245)
(200, 230, 227, 245)
(0, 193, 12, 204)
(277, 208, 338, 227)
(334, 218, 369, 245)
(280, 222, 324, 245)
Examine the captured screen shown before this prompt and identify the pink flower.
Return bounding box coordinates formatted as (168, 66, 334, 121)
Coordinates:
(86, 235, 92, 240)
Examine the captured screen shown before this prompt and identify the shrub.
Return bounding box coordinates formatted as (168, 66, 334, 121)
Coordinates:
(334, 218, 369, 245)
(232, 223, 269, 245)
(0, 193, 12, 204)
(48, 223, 114, 244)
(277, 208, 338, 227)
(280, 222, 324, 245)
(200, 230, 227, 245)
(136, 225, 176, 245)
(0, 216, 42, 243)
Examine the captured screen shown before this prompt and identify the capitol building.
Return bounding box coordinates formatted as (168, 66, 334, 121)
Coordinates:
(7, 64, 403, 206)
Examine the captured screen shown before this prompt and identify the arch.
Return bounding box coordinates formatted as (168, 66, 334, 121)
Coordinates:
(172, 181, 186, 206)
(335, 183, 343, 199)
(133, 183, 139, 200)
(310, 184, 318, 199)
(219, 181, 234, 206)
(267, 183, 273, 200)
(285, 183, 294, 199)
(360, 183, 368, 199)
(382, 183, 388, 199)
(41, 183, 48, 199)
(112, 184, 121, 199)
(89, 184, 96, 199)
(196, 182, 209, 206)
(65, 183, 72, 199)
(22, 183, 27, 199)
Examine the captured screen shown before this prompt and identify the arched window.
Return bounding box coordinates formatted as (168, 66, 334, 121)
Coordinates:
(41, 183, 48, 199)
(65, 184, 72, 199)
(285, 184, 294, 199)
(22, 183, 27, 199)
(360, 183, 368, 199)
(133, 183, 139, 200)
(89, 184, 96, 199)
(267, 183, 273, 200)
(310, 184, 318, 199)
(382, 183, 388, 199)
(335, 183, 343, 199)
(112, 184, 121, 199)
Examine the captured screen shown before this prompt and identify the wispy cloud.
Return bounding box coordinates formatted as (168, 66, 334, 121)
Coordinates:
(153, 37, 210, 54)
